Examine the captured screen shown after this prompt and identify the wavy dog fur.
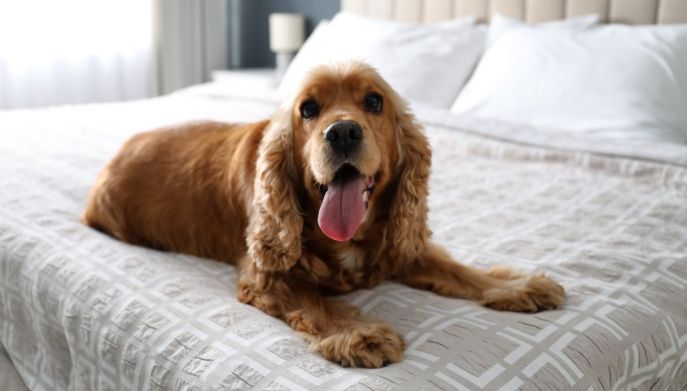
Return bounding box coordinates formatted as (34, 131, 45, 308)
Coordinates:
(83, 62, 565, 368)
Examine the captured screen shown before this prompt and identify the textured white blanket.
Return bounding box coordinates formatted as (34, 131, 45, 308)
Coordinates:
(1, 86, 686, 390)
(1, 344, 27, 391)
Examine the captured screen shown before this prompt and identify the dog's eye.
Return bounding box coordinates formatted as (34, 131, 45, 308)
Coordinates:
(300, 100, 319, 119)
(364, 93, 383, 113)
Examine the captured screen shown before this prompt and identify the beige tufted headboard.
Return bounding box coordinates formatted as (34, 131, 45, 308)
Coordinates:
(341, 0, 687, 24)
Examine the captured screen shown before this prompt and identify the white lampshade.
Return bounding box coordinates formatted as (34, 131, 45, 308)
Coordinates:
(269, 13, 305, 53)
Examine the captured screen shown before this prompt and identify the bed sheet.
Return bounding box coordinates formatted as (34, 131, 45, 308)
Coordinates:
(1, 86, 686, 390)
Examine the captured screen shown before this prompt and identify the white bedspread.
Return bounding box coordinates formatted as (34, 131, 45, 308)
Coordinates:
(1, 85, 686, 390)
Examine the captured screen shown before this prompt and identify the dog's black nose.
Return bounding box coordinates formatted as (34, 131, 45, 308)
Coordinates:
(324, 120, 363, 155)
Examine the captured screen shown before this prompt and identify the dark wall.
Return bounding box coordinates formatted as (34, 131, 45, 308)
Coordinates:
(229, 0, 340, 68)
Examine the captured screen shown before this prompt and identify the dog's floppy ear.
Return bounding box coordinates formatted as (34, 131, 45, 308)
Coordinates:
(388, 100, 432, 264)
(247, 107, 303, 271)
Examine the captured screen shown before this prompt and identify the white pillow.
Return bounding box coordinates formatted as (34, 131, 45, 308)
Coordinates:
(364, 22, 486, 108)
(279, 13, 408, 97)
(451, 25, 687, 143)
(278, 20, 334, 95)
(487, 13, 600, 47)
(279, 12, 484, 108)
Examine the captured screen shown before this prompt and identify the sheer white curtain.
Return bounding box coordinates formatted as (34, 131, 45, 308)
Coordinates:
(156, 0, 230, 94)
(0, 0, 229, 110)
(0, 0, 155, 109)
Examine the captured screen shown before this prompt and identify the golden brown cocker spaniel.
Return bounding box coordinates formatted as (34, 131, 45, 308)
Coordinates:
(83, 62, 565, 368)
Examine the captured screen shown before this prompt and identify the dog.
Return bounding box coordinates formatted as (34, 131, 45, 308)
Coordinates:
(83, 62, 565, 368)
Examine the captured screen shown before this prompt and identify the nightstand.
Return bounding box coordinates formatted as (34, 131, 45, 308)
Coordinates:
(211, 68, 278, 90)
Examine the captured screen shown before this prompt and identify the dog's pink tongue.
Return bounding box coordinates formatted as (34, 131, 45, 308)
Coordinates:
(318, 175, 366, 241)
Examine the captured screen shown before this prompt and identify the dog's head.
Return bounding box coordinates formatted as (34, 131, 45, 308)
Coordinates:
(294, 63, 400, 242)
(249, 62, 431, 271)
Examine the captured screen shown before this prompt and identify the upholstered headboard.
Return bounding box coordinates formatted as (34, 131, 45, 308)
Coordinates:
(341, 0, 687, 24)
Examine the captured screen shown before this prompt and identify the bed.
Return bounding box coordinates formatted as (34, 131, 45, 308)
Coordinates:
(2, 1, 687, 390)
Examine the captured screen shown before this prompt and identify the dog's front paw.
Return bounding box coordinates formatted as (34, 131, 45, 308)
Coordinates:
(481, 273, 565, 312)
(314, 323, 405, 368)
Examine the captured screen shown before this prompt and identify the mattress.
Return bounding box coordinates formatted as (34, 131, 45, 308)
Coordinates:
(1, 84, 686, 390)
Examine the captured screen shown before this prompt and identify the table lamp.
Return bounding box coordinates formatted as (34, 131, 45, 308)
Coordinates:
(269, 13, 305, 79)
